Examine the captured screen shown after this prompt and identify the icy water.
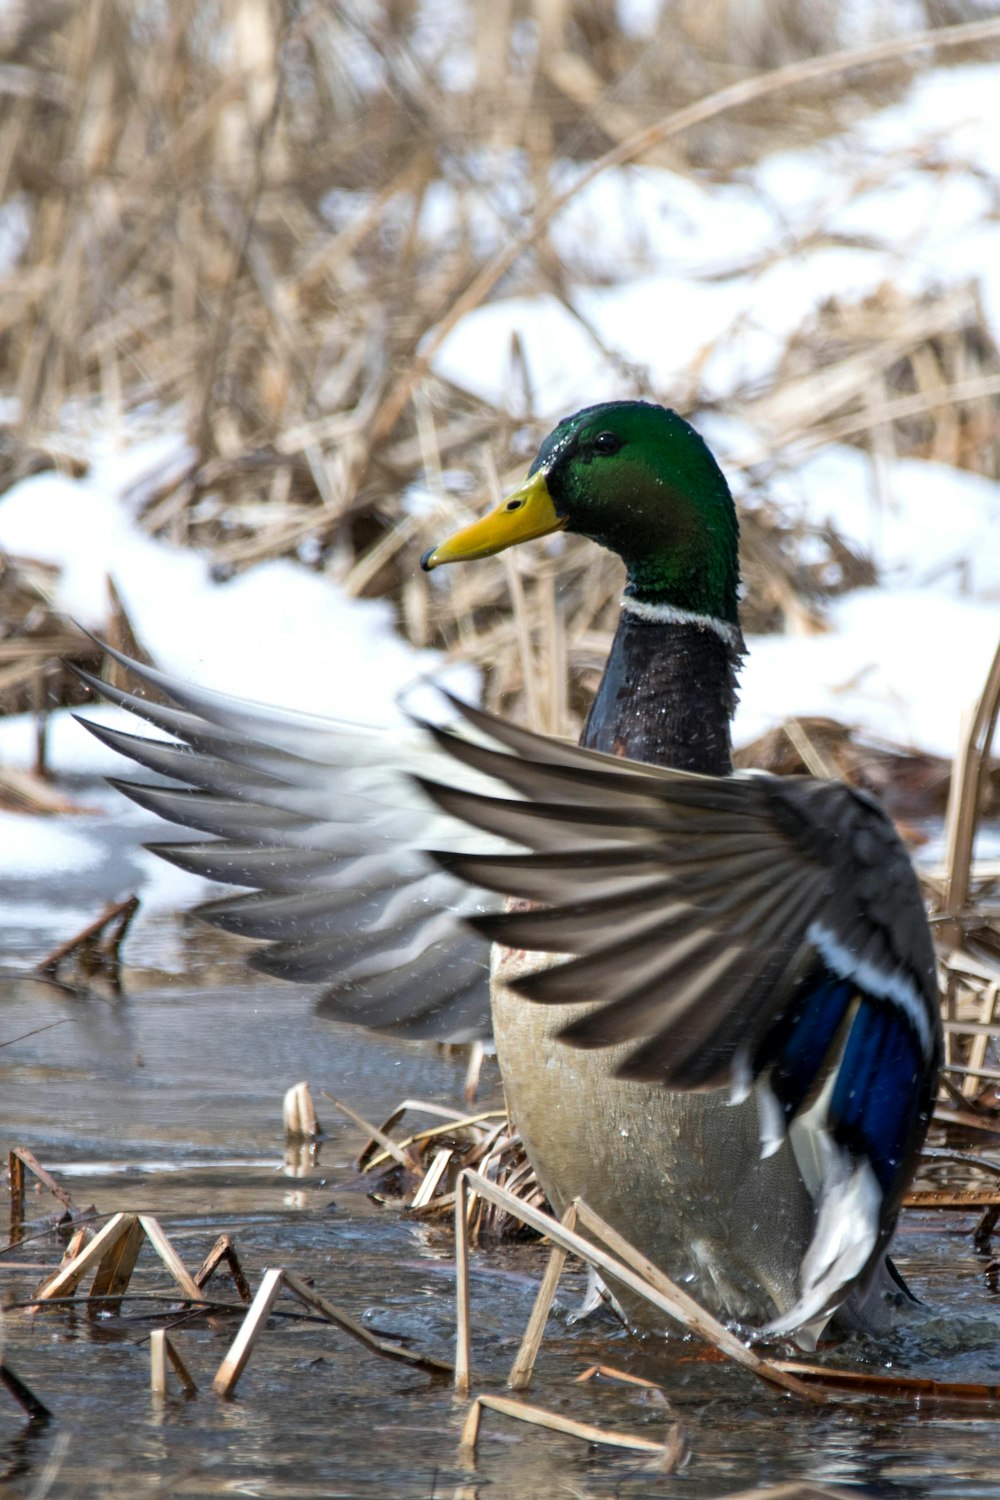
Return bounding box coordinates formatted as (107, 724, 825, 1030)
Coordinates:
(0, 809, 999, 1497)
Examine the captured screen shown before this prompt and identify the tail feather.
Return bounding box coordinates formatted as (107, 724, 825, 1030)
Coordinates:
(762, 1153, 881, 1342)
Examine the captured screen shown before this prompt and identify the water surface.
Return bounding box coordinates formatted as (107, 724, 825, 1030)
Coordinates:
(0, 806, 998, 1498)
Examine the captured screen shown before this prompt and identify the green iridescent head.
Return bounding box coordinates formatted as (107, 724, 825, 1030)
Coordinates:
(422, 400, 740, 625)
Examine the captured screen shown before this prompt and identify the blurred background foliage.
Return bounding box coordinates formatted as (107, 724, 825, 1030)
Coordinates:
(0, 0, 998, 730)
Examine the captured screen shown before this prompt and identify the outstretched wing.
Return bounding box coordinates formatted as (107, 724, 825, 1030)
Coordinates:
(420, 697, 939, 1082)
(76, 646, 511, 1040)
(419, 697, 942, 1333)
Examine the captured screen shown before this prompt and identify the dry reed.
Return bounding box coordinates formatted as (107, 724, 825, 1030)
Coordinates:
(1, 0, 998, 1220)
(0, 3, 997, 733)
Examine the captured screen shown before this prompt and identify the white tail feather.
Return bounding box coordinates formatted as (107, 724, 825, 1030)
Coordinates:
(755, 1078, 786, 1160)
(762, 1155, 881, 1342)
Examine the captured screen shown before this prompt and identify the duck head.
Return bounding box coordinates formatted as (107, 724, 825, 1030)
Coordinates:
(421, 400, 739, 626)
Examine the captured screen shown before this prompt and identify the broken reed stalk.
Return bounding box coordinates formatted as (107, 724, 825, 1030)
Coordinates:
(33, 895, 139, 995)
(575, 1362, 667, 1390)
(280, 1270, 452, 1376)
(211, 1268, 285, 1398)
(508, 1202, 577, 1391)
(956, 983, 1000, 1101)
(409, 1148, 454, 1209)
(322, 1090, 422, 1175)
(907, 1189, 1000, 1209)
(454, 1174, 472, 1398)
(282, 1080, 321, 1140)
(941, 637, 1000, 945)
(452, 1171, 820, 1403)
(195, 1234, 253, 1303)
(29, 1213, 136, 1309)
(772, 1359, 1000, 1404)
(138, 1216, 205, 1301)
(89, 1216, 144, 1313)
(26, 1209, 226, 1318)
(212, 1267, 453, 1397)
(7, 1152, 24, 1246)
(8, 1145, 75, 1226)
(933, 1105, 1000, 1138)
(150, 1329, 198, 1398)
(459, 1392, 672, 1461)
(0, 1361, 52, 1422)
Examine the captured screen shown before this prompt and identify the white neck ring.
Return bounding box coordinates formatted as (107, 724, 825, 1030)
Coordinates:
(620, 596, 742, 649)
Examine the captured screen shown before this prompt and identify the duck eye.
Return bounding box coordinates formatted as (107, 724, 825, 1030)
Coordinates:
(592, 431, 622, 455)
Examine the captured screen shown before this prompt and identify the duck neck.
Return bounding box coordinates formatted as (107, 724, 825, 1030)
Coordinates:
(581, 602, 744, 774)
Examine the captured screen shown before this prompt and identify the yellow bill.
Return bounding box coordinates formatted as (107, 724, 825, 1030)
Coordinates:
(420, 471, 565, 571)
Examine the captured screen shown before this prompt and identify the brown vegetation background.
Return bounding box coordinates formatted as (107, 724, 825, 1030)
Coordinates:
(0, 0, 997, 727)
(0, 0, 998, 1137)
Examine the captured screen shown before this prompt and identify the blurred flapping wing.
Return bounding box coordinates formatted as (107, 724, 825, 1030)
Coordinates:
(76, 646, 510, 1040)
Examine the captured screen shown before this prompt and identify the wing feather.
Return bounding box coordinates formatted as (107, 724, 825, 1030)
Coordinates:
(76, 650, 508, 1041)
(78, 650, 940, 1089)
(418, 701, 941, 1094)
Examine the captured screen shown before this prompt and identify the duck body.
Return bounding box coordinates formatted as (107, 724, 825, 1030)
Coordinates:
(493, 609, 782, 1320)
(491, 605, 814, 1330)
(424, 401, 940, 1342)
(491, 964, 818, 1327)
(82, 400, 941, 1347)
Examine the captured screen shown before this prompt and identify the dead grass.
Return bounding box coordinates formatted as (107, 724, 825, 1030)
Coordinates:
(1, 2, 999, 1217)
(0, 4, 998, 726)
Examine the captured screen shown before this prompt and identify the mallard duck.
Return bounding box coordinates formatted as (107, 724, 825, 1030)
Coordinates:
(77, 400, 940, 1347)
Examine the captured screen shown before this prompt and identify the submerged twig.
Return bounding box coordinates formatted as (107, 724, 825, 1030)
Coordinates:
(33, 896, 139, 996)
(0, 1361, 51, 1422)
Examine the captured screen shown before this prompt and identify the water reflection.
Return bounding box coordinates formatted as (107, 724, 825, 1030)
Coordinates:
(0, 899, 998, 1495)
